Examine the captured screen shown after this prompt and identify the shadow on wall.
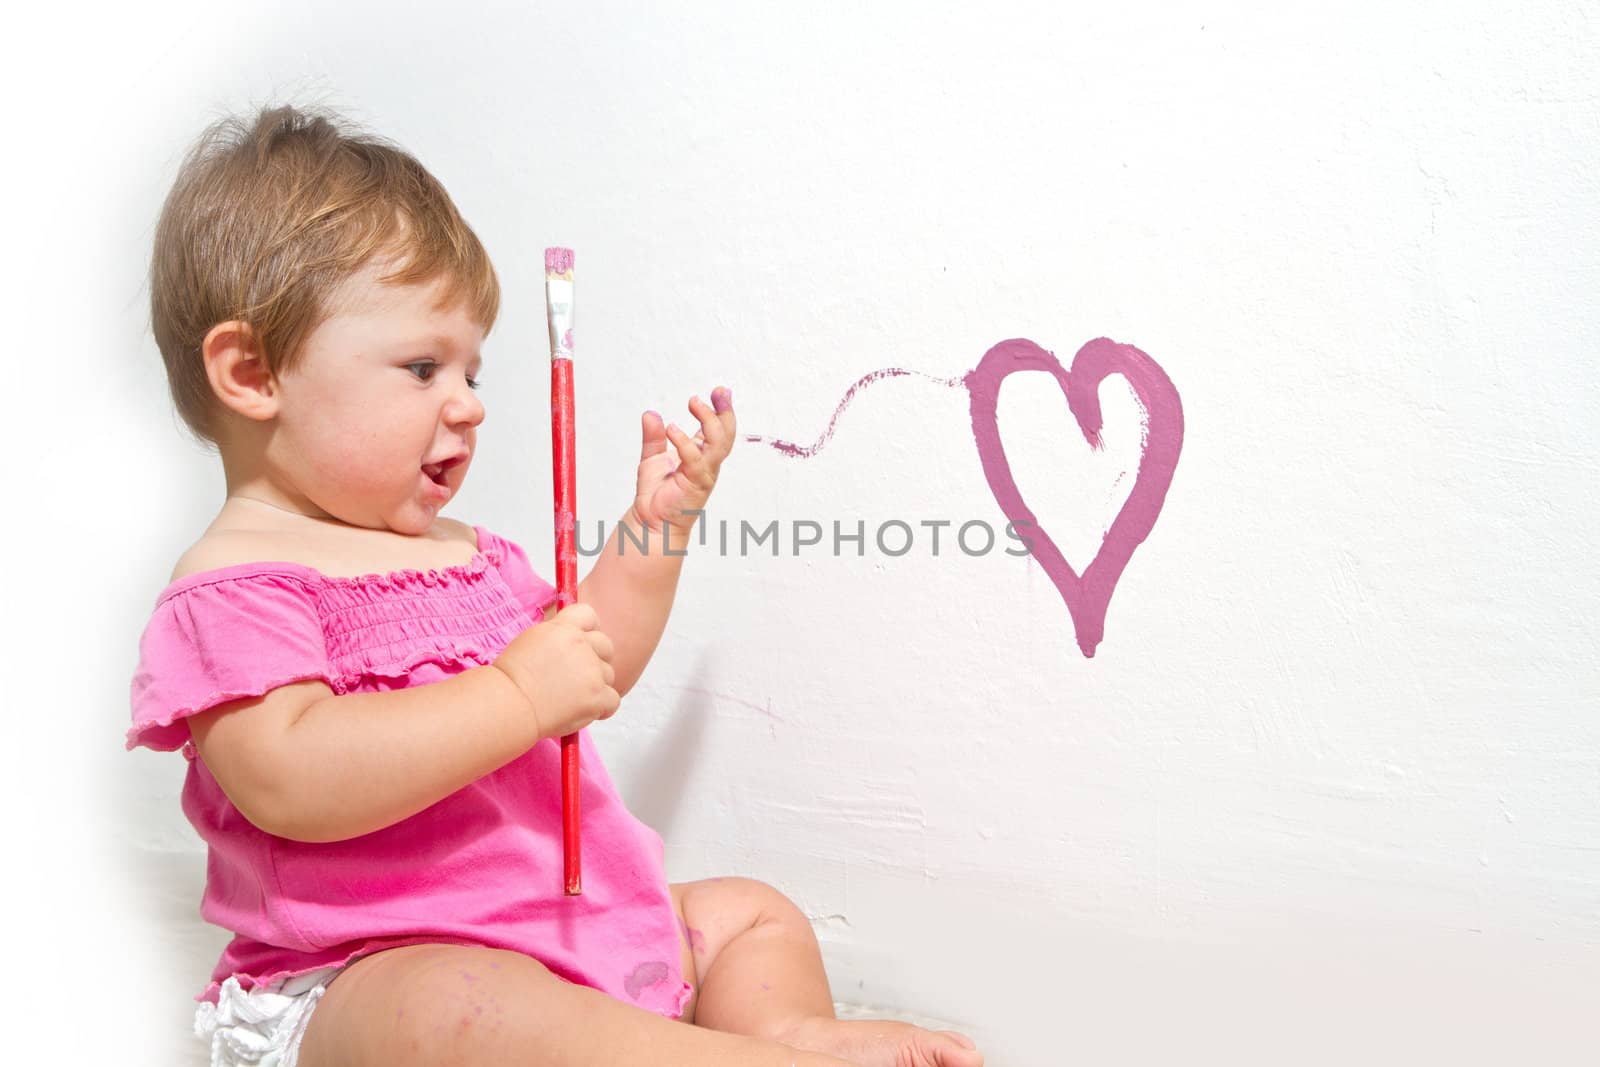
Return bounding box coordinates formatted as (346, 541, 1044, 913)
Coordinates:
(622, 654, 716, 841)
(129, 844, 227, 1066)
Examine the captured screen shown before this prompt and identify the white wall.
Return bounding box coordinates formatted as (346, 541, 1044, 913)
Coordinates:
(6, 2, 1596, 1063)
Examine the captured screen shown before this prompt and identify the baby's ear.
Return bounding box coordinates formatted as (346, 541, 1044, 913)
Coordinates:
(202, 321, 279, 421)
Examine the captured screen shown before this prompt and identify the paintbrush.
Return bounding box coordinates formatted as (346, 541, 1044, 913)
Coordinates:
(544, 246, 581, 895)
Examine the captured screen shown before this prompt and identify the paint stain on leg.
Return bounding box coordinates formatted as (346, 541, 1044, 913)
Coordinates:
(687, 926, 707, 953)
(624, 960, 671, 1001)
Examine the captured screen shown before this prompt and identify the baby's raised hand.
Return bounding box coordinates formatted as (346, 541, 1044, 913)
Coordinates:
(631, 386, 736, 533)
(492, 604, 620, 739)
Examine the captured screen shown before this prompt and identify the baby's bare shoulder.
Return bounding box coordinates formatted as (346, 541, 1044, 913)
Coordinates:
(168, 529, 285, 582)
(434, 516, 478, 545)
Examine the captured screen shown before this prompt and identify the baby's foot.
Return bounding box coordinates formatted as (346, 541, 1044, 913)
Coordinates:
(782, 1016, 983, 1067)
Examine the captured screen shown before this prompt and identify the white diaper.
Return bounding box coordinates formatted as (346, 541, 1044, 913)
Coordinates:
(193, 966, 342, 1067)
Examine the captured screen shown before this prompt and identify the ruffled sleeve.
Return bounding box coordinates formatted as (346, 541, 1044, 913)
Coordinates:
(483, 528, 561, 619)
(128, 572, 333, 752)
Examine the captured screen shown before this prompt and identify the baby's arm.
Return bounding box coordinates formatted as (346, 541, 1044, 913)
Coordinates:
(578, 388, 735, 694)
(577, 510, 691, 695)
(188, 604, 617, 842)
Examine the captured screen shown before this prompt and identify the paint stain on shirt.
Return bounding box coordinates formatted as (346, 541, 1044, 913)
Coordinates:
(624, 960, 671, 1000)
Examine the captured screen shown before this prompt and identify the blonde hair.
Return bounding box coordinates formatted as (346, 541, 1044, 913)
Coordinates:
(150, 104, 500, 444)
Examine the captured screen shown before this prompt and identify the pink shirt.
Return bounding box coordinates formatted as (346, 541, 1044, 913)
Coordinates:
(128, 526, 689, 1016)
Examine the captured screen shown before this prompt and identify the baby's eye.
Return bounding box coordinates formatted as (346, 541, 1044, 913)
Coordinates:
(406, 361, 481, 390)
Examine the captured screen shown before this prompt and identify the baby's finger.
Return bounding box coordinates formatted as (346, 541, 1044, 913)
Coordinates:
(639, 410, 668, 462)
(664, 422, 706, 476)
(587, 629, 614, 663)
(663, 431, 704, 478)
(555, 603, 598, 631)
(687, 394, 728, 452)
(710, 386, 736, 437)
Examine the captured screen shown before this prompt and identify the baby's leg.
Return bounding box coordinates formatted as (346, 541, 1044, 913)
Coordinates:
(674, 878, 983, 1067)
(296, 942, 855, 1067)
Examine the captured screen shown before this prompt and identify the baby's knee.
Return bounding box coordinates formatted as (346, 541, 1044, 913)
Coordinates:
(683, 875, 775, 910)
(681, 876, 809, 935)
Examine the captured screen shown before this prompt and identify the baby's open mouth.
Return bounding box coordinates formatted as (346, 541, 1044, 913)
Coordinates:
(422, 456, 464, 486)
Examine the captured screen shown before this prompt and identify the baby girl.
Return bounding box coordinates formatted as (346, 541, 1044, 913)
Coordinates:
(129, 104, 982, 1067)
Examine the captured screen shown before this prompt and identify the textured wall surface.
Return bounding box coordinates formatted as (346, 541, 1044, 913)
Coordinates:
(8, 2, 1596, 1063)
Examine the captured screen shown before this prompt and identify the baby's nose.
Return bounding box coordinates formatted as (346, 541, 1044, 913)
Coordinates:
(446, 381, 486, 426)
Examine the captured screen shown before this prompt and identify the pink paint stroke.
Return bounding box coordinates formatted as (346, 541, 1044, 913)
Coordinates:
(741, 339, 1183, 657)
(965, 338, 1183, 657)
(745, 368, 963, 457)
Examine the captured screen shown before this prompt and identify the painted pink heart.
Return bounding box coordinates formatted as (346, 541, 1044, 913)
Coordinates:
(965, 338, 1184, 657)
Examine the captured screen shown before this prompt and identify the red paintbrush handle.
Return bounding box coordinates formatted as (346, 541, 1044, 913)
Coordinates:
(552, 357, 581, 895)
(561, 733, 580, 895)
(552, 360, 578, 600)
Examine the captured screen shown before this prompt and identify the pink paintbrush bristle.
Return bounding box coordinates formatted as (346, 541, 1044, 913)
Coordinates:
(545, 247, 574, 274)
